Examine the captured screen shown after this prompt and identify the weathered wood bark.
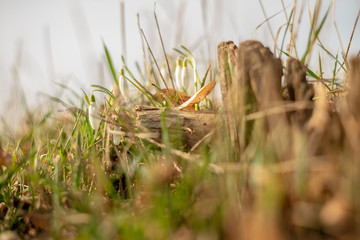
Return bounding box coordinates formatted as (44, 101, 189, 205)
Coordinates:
(346, 57, 360, 120)
(217, 41, 238, 108)
(134, 106, 216, 147)
(217, 40, 286, 146)
(285, 57, 314, 125)
(218, 40, 283, 107)
(237, 40, 283, 106)
(285, 57, 314, 102)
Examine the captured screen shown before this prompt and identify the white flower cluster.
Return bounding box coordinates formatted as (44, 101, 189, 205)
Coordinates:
(175, 57, 190, 91)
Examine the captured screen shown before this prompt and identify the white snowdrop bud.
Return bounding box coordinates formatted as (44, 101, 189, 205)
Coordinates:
(119, 68, 130, 100)
(181, 59, 190, 90)
(160, 63, 169, 83)
(175, 57, 182, 90)
(89, 94, 100, 131)
(112, 126, 122, 145)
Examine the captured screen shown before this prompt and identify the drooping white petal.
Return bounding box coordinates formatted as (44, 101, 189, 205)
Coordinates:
(174, 57, 182, 90)
(161, 63, 169, 83)
(89, 98, 100, 131)
(181, 59, 190, 90)
(119, 68, 130, 100)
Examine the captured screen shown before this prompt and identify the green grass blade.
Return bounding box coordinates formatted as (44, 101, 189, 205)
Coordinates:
(64, 113, 81, 151)
(278, 49, 290, 57)
(103, 41, 119, 86)
(122, 75, 157, 107)
(307, 68, 321, 80)
(318, 53, 323, 77)
(332, 52, 339, 90)
(318, 43, 347, 72)
(279, 8, 294, 59)
(121, 55, 136, 80)
(301, 4, 330, 63)
(200, 64, 211, 88)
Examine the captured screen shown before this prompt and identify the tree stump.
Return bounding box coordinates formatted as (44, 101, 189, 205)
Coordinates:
(134, 40, 316, 148)
(217, 40, 286, 147)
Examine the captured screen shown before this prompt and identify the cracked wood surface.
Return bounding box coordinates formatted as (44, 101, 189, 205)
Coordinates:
(134, 106, 216, 147)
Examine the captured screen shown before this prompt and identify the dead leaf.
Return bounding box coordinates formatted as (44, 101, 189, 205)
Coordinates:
(153, 89, 190, 106)
(176, 81, 216, 110)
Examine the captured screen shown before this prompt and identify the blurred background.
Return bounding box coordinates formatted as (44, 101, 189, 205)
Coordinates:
(0, 0, 359, 129)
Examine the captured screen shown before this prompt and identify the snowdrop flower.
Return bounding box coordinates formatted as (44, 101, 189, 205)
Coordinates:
(181, 59, 190, 90)
(160, 63, 169, 83)
(175, 57, 182, 90)
(89, 94, 100, 131)
(119, 68, 130, 100)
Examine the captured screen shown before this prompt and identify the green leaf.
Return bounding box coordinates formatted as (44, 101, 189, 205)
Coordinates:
(103, 40, 118, 86)
(278, 49, 290, 57)
(173, 48, 187, 58)
(180, 45, 194, 58)
(91, 84, 116, 101)
(200, 64, 211, 88)
(307, 68, 321, 80)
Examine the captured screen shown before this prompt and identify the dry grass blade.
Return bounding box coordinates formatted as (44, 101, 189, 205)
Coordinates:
(176, 80, 216, 110)
(345, 9, 360, 61)
(139, 28, 169, 90)
(154, 5, 175, 91)
(258, 0, 275, 42)
(255, 4, 290, 31)
(332, 1, 349, 69)
(190, 130, 215, 153)
(245, 101, 314, 121)
(274, 24, 286, 56)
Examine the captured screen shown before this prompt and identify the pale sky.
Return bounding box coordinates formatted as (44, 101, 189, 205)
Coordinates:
(0, 0, 359, 126)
